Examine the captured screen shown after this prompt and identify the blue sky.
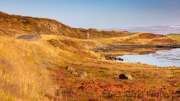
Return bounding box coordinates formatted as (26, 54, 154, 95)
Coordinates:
(0, 0, 180, 29)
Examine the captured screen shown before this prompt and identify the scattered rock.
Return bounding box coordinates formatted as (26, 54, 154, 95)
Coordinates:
(79, 63, 83, 66)
(117, 57, 123, 61)
(119, 73, 132, 80)
(54, 43, 59, 47)
(105, 56, 124, 61)
(85, 32, 89, 38)
(71, 71, 77, 75)
(78, 71, 88, 78)
(55, 88, 62, 98)
(66, 66, 75, 71)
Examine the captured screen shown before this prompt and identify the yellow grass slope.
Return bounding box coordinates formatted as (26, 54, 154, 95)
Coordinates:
(0, 34, 102, 101)
(0, 36, 56, 101)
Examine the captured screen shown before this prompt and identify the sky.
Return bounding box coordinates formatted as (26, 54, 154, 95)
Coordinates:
(0, 0, 180, 29)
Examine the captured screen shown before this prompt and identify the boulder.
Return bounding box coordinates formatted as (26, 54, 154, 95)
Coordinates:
(71, 71, 77, 75)
(117, 57, 123, 61)
(66, 66, 75, 71)
(78, 71, 87, 78)
(119, 73, 132, 80)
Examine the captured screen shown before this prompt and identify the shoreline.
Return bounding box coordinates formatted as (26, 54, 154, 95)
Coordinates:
(93, 44, 180, 52)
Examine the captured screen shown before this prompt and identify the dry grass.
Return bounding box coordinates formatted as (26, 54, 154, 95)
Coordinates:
(0, 35, 103, 100)
(96, 32, 180, 46)
(0, 34, 180, 100)
(0, 36, 60, 101)
(168, 34, 180, 41)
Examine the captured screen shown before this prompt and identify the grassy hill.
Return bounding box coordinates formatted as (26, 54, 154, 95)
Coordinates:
(0, 11, 180, 101)
(0, 11, 130, 38)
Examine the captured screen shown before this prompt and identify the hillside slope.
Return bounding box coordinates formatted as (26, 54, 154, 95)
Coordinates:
(0, 11, 130, 38)
(0, 11, 180, 101)
(0, 34, 103, 100)
(1, 35, 179, 101)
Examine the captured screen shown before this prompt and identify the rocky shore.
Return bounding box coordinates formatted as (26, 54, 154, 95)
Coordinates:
(93, 44, 180, 52)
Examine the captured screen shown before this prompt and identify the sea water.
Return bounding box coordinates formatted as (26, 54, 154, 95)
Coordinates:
(117, 48, 180, 67)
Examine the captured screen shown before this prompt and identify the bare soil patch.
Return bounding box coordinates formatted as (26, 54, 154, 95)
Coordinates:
(16, 34, 41, 41)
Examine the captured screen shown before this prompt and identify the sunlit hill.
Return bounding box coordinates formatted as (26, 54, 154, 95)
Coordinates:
(0, 11, 180, 101)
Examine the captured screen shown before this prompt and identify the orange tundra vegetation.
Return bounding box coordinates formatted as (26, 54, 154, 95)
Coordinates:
(0, 11, 180, 101)
(0, 11, 130, 38)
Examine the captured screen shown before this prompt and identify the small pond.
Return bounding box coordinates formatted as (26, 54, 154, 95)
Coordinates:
(117, 48, 180, 67)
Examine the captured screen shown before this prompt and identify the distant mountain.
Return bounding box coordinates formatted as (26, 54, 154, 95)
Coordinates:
(105, 25, 180, 34)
